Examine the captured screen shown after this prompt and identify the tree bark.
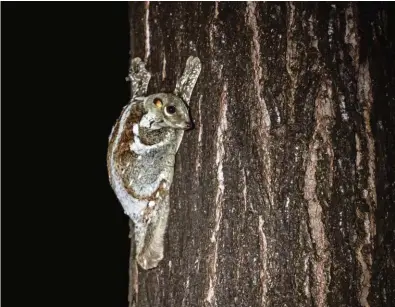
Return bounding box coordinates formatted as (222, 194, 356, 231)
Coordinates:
(128, 2, 395, 306)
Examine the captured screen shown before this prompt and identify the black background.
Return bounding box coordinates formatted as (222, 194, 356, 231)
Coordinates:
(2, 2, 131, 306)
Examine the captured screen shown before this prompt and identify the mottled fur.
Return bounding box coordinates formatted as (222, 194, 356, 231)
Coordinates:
(107, 56, 201, 270)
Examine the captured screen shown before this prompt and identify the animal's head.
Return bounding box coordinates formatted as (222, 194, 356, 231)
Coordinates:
(138, 93, 193, 130)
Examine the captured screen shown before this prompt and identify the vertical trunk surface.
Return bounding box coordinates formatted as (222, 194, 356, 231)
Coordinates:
(128, 2, 394, 306)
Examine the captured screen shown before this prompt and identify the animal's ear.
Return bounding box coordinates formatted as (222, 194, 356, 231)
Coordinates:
(173, 56, 201, 105)
(153, 97, 163, 109)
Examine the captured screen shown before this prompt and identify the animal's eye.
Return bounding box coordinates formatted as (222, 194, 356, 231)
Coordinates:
(166, 105, 176, 114)
(153, 98, 163, 108)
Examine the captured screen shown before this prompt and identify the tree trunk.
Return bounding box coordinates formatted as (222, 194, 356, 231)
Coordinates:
(127, 2, 394, 306)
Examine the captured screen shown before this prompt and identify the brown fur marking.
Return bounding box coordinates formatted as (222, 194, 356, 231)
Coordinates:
(126, 179, 169, 201)
(114, 102, 145, 165)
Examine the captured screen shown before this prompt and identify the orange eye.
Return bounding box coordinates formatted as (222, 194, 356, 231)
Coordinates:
(154, 98, 163, 108)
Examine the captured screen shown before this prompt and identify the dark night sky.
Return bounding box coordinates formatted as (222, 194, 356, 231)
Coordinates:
(2, 3, 132, 306)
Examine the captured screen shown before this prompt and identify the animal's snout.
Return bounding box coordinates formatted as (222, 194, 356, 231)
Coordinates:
(184, 121, 193, 130)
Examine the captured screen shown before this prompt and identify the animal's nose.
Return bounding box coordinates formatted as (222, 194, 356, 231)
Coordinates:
(184, 121, 193, 130)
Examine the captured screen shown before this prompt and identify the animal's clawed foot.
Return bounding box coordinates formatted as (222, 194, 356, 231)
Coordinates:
(130, 58, 147, 76)
(128, 57, 151, 98)
(185, 56, 202, 76)
(174, 56, 202, 104)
